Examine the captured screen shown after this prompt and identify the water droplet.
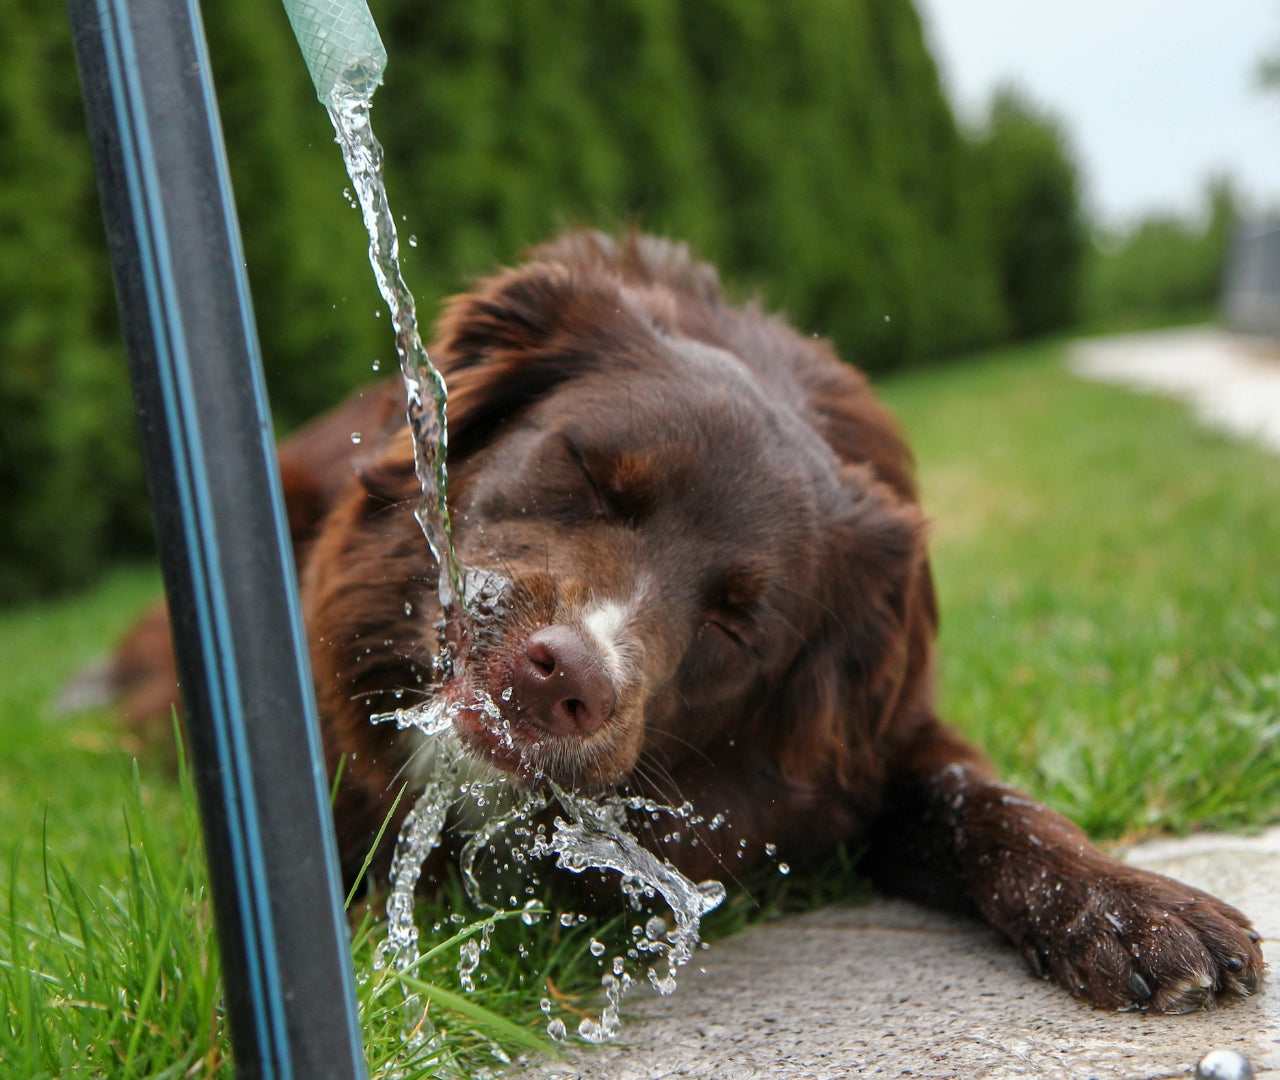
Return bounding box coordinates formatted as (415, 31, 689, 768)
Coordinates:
(578, 1017, 608, 1043)
(649, 969, 678, 996)
(371, 358, 381, 372)
(546, 1018, 567, 1041)
(644, 916, 667, 941)
(697, 879, 727, 907)
(1196, 1050, 1255, 1080)
(407, 234, 418, 247)
(457, 939, 481, 991)
(589, 938, 606, 957)
(404, 600, 413, 616)
(350, 431, 362, 444)
(778, 862, 791, 875)
(560, 912, 577, 928)
(764, 842, 777, 856)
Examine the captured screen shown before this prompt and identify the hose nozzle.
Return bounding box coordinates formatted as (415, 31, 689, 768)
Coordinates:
(283, 0, 387, 106)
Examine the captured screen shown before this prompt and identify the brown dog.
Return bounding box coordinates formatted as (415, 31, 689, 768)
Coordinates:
(109, 231, 1262, 1014)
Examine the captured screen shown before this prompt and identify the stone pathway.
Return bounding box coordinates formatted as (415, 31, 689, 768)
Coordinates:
(512, 327, 1280, 1080)
(518, 828, 1279, 1080)
(1071, 326, 1280, 454)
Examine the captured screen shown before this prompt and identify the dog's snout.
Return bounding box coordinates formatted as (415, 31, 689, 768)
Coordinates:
(514, 625, 616, 736)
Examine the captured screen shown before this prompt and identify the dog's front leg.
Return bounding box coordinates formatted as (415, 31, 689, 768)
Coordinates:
(865, 715, 1263, 1012)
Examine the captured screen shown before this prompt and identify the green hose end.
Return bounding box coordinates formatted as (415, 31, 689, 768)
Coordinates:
(283, 0, 387, 106)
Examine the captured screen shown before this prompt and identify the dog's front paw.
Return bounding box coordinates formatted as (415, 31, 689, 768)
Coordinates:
(1018, 866, 1263, 1013)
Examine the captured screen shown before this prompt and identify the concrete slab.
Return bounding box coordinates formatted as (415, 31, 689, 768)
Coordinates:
(1070, 326, 1280, 454)
(518, 827, 1279, 1079)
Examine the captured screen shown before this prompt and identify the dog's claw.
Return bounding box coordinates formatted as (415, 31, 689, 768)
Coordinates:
(1126, 971, 1153, 1003)
(1024, 948, 1049, 979)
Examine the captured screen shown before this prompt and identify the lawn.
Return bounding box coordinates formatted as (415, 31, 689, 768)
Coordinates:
(880, 341, 1280, 841)
(2, 337, 1278, 1076)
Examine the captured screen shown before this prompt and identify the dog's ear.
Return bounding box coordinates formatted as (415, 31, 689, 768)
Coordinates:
(766, 465, 935, 797)
(276, 452, 329, 550)
(827, 463, 929, 628)
(435, 262, 583, 376)
(829, 462, 937, 732)
(432, 261, 650, 459)
(351, 428, 420, 510)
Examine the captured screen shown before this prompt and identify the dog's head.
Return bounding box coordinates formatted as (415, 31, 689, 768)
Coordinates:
(306, 234, 934, 812)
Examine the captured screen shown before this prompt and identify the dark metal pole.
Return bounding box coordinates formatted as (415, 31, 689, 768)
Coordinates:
(68, 1, 368, 1076)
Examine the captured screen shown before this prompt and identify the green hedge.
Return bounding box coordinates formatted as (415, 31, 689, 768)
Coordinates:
(969, 87, 1085, 339)
(1084, 179, 1237, 329)
(0, 0, 1082, 602)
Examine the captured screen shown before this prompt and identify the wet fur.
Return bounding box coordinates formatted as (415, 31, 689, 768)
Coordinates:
(109, 231, 1263, 1014)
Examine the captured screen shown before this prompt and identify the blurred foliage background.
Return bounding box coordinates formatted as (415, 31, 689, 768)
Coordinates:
(0, 0, 1240, 604)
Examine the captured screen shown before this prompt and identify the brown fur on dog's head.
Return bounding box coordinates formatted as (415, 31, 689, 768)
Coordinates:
(305, 232, 938, 885)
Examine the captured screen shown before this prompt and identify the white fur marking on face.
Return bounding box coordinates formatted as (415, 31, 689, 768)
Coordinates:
(580, 581, 649, 686)
(582, 599, 630, 680)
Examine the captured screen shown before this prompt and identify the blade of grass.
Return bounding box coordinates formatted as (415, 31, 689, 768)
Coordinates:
(346, 782, 407, 910)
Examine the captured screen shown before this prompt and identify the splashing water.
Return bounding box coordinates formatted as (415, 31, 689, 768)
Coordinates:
(328, 80, 726, 1044)
(539, 785, 726, 1000)
(371, 701, 456, 975)
(371, 699, 727, 1039)
(536, 787, 726, 1042)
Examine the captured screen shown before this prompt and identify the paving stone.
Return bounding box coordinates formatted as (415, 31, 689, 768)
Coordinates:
(515, 827, 1277, 1079)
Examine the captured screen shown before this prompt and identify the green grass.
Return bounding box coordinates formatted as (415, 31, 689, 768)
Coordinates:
(3, 337, 1280, 1075)
(0, 574, 651, 1077)
(879, 339, 1280, 841)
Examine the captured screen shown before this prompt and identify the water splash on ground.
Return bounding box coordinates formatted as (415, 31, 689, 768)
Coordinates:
(370, 699, 727, 1041)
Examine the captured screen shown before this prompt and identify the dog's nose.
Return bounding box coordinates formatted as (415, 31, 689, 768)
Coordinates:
(513, 625, 615, 736)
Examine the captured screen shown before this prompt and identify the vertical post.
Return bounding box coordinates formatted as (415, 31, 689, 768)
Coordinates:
(67, 1, 368, 1077)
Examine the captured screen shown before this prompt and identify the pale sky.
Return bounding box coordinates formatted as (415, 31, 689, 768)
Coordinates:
(914, 0, 1280, 227)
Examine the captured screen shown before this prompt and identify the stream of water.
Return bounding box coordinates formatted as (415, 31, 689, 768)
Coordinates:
(327, 90, 465, 620)
(326, 83, 725, 1047)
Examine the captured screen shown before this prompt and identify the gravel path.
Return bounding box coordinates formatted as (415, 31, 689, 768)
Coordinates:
(1071, 326, 1280, 454)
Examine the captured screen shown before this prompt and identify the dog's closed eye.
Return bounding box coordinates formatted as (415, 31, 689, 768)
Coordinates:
(563, 436, 612, 522)
(562, 435, 659, 527)
(699, 617, 758, 658)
